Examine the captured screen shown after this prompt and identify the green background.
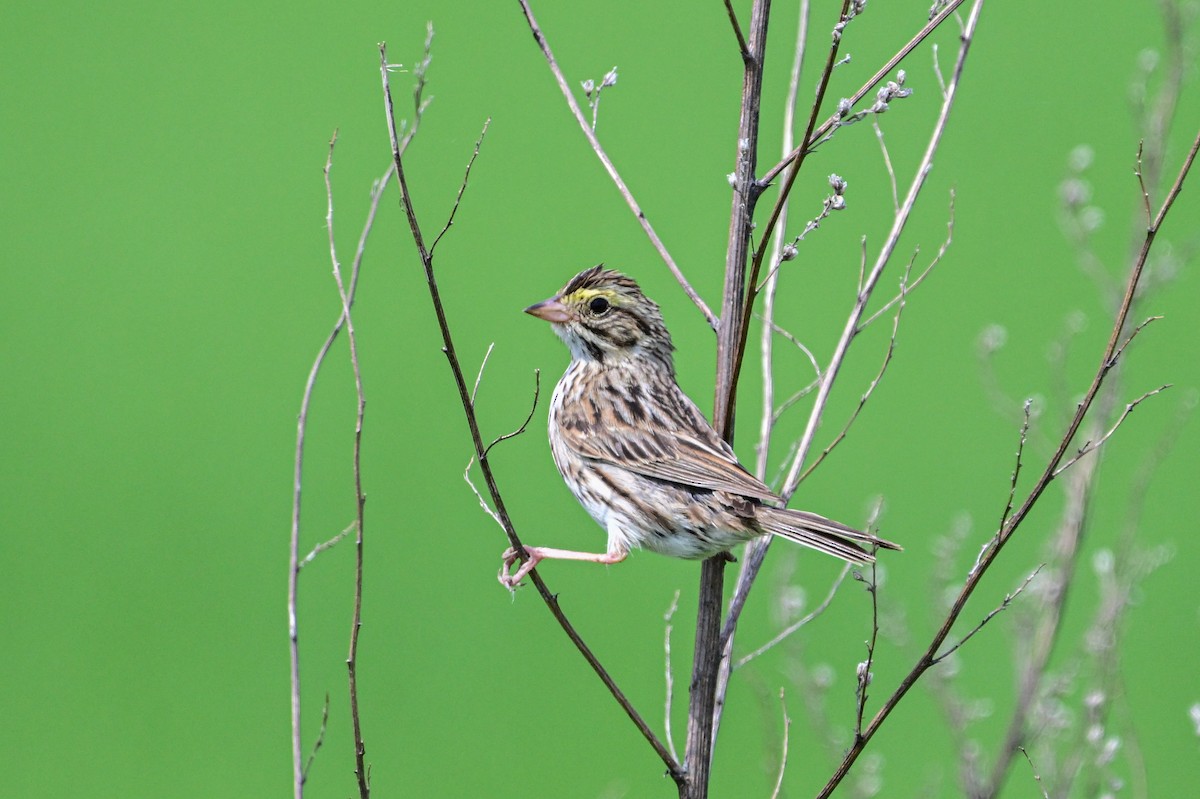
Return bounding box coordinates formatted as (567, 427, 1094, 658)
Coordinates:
(3, 1, 1197, 796)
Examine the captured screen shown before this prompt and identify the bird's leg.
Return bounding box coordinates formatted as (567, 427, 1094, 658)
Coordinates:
(498, 544, 628, 588)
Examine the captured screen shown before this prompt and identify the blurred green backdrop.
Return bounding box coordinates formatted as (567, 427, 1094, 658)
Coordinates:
(3, 1, 1197, 796)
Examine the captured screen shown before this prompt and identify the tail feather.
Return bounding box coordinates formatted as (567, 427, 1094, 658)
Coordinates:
(756, 507, 902, 564)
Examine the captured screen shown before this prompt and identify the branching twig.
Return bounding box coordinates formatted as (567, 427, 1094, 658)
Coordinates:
(759, 0, 968, 185)
(814, 117, 1199, 799)
(379, 43, 684, 786)
(515, 0, 716, 328)
(719, 3, 981, 737)
(289, 149, 392, 799)
(997, 400, 1034, 544)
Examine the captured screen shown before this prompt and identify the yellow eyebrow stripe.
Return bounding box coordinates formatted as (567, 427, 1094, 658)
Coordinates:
(564, 288, 621, 305)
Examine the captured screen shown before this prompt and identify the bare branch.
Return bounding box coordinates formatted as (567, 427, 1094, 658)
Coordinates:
(859, 190, 954, 328)
(692, 2, 773, 790)
(874, 120, 900, 212)
(463, 457, 505, 531)
(379, 44, 684, 785)
(996, 400, 1034, 543)
(290, 150, 392, 799)
(515, 0, 717, 328)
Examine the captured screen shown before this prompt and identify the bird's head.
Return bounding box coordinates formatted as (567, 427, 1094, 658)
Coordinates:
(525, 265, 674, 367)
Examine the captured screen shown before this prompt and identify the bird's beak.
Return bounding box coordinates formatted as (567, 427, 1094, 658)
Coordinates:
(524, 297, 570, 323)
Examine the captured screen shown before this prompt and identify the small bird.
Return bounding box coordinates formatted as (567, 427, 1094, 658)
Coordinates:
(500, 266, 899, 587)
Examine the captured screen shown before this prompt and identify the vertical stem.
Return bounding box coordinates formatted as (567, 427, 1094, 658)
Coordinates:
(713, 0, 771, 438)
(684, 3, 770, 797)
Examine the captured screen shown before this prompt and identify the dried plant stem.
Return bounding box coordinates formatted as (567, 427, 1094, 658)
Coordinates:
(815, 120, 1199, 799)
(716, 1, 982, 750)
(324, 134, 371, 799)
(290, 154, 391, 799)
(686, 2, 770, 794)
(378, 44, 683, 787)
(515, 0, 716, 328)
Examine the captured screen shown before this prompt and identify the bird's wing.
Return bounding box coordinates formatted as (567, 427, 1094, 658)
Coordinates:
(558, 379, 779, 502)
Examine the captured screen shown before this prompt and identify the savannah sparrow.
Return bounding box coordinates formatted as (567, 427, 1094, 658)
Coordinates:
(499, 266, 899, 587)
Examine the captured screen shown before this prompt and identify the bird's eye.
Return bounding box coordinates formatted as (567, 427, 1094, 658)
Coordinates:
(588, 296, 610, 315)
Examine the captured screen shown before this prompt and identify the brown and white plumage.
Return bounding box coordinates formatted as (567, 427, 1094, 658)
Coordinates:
(499, 266, 899, 586)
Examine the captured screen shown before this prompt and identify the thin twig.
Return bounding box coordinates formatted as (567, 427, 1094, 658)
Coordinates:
(874, 120, 900, 212)
(470, 343, 495, 406)
(1052, 384, 1171, 478)
(379, 44, 684, 786)
(1017, 747, 1052, 799)
(859, 191, 954, 328)
(515, 0, 716, 328)
(997, 400, 1034, 543)
(756, 0, 810, 481)
(795, 260, 912, 486)
(300, 523, 355, 569)
(769, 689, 792, 799)
(325, 133, 371, 799)
(734, 562, 851, 669)
(853, 558, 880, 740)
(664, 590, 682, 763)
(431, 117, 490, 255)
(483, 370, 541, 458)
(301, 693, 330, 784)
(933, 564, 1045, 664)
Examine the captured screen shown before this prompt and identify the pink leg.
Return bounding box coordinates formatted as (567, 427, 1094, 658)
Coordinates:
(498, 544, 628, 588)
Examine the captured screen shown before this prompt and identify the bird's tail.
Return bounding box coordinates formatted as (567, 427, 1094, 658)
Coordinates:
(756, 507, 902, 563)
